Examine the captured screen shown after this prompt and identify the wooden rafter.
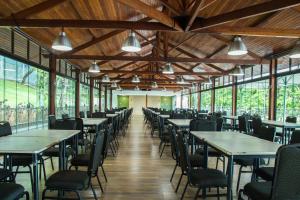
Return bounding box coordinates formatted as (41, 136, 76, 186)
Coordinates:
(159, 0, 182, 16)
(94, 70, 222, 76)
(190, 0, 300, 30)
(116, 0, 183, 31)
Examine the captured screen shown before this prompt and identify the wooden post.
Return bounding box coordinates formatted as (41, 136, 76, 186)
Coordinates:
(75, 70, 80, 117)
(232, 76, 237, 116)
(269, 59, 277, 120)
(110, 88, 113, 110)
(99, 85, 102, 112)
(104, 86, 108, 111)
(49, 54, 56, 115)
(211, 79, 215, 112)
(89, 78, 94, 113)
(197, 89, 201, 111)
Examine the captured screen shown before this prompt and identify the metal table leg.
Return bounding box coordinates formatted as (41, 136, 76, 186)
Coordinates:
(227, 155, 234, 200)
(32, 153, 39, 200)
(202, 143, 208, 197)
(59, 140, 66, 170)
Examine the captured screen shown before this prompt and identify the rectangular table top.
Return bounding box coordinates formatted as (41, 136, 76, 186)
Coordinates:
(82, 118, 108, 126)
(223, 116, 238, 120)
(0, 129, 80, 154)
(159, 114, 170, 118)
(106, 113, 118, 118)
(168, 119, 192, 128)
(191, 131, 281, 156)
(262, 120, 300, 128)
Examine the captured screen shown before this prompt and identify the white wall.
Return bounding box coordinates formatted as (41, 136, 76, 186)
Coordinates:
(129, 95, 146, 115)
(147, 96, 161, 108)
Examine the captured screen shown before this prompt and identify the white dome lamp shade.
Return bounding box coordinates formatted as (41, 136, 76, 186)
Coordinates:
(111, 82, 118, 88)
(121, 31, 141, 52)
(229, 65, 244, 76)
(102, 74, 110, 83)
(52, 28, 73, 51)
(134, 85, 140, 91)
(290, 40, 300, 58)
(116, 85, 122, 91)
(203, 76, 212, 85)
(228, 36, 248, 56)
(151, 81, 158, 88)
(162, 87, 167, 91)
(176, 76, 186, 84)
(132, 75, 140, 83)
(162, 63, 174, 74)
(88, 60, 100, 73)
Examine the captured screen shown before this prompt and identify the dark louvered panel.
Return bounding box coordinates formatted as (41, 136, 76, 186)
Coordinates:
(0, 28, 11, 53)
(14, 32, 27, 59)
(29, 41, 39, 64)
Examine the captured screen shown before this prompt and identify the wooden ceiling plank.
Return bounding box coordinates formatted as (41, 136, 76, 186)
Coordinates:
(159, 0, 182, 15)
(168, 33, 197, 52)
(8, 0, 69, 19)
(190, 0, 300, 31)
(95, 70, 222, 76)
(185, 0, 217, 31)
(116, 0, 183, 31)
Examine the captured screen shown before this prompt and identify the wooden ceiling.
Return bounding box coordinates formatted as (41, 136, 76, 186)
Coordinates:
(1, 0, 300, 90)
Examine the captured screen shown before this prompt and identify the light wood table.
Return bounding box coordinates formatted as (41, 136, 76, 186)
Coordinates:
(167, 119, 191, 128)
(159, 114, 170, 119)
(190, 131, 281, 200)
(0, 129, 80, 200)
(106, 113, 118, 118)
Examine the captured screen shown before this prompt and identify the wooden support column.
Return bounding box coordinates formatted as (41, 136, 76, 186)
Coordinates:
(198, 89, 201, 111)
(104, 86, 108, 111)
(110, 88, 113, 110)
(232, 77, 237, 116)
(75, 70, 80, 117)
(99, 85, 102, 112)
(89, 78, 94, 113)
(269, 59, 277, 120)
(189, 89, 192, 109)
(211, 79, 215, 112)
(49, 54, 56, 115)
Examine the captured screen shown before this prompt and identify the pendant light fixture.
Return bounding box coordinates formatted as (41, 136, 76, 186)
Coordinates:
(151, 81, 158, 88)
(52, 27, 72, 51)
(203, 76, 212, 85)
(289, 40, 300, 58)
(102, 74, 110, 83)
(162, 87, 167, 91)
(134, 85, 140, 91)
(111, 82, 117, 88)
(88, 60, 100, 73)
(116, 85, 122, 91)
(176, 76, 186, 84)
(162, 63, 174, 74)
(229, 65, 244, 76)
(228, 36, 248, 56)
(132, 75, 140, 83)
(121, 31, 141, 52)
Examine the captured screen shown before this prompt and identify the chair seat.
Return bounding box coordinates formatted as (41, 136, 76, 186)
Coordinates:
(46, 171, 89, 190)
(71, 154, 90, 166)
(189, 168, 227, 187)
(234, 158, 254, 166)
(189, 154, 204, 168)
(244, 181, 271, 200)
(195, 148, 222, 157)
(11, 155, 33, 166)
(43, 147, 74, 157)
(0, 183, 25, 200)
(255, 167, 274, 181)
(0, 169, 13, 180)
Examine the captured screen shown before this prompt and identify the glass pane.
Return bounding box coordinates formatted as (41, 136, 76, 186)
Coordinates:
(200, 90, 211, 112)
(214, 87, 232, 115)
(80, 83, 90, 113)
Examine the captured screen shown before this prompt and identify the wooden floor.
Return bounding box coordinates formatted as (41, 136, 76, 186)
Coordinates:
(17, 115, 253, 199)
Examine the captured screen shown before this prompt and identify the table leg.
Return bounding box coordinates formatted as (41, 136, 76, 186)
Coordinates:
(202, 143, 208, 197)
(59, 140, 66, 170)
(32, 153, 39, 200)
(282, 128, 286, 145)
(74, 134, 78, 156)
(227, 156, 234, 200)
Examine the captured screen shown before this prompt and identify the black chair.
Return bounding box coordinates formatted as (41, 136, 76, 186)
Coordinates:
(255, 130, 300, 182)
(177, 132, 228, 200)
(157, 116, 170, 158)
(86, 111, 91, 118)
(48, 115, 56, 129)
(238, 115, 251, 134)
(79, 111, 85, 118)
(92, 112, 106, 118)
(0, 183, 29, 200)
(171, 112, 186, 119)
(75, 118, 90, 152)
(239, 144, 300, 200)
(252, 115, 262, 136)
(62, 114, 70, 120)
(42, 132, 105, 200)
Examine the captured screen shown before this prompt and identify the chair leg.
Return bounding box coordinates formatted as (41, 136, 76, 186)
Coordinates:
(194, 187, 201, 200)
(216, 157, 219, 169)
(74, 190, 82, 200)
(160, 143, 166, 158)
(236, 165, 243, 193)
(96, 174, 104, 193)
(180, 182, 188, 200)
(175, 173, 183, 192)
(90, 184, 98, 200)
(28, 165, 34, 193)
(42, 189, 47, 200)
(42, 159, 47, 181)
(101, 165, 108, 182)
(217, 187, 220, 200)
(170, 164, 177, 182)
(24, 191, 30, 200)
(50, 157, 54, 170)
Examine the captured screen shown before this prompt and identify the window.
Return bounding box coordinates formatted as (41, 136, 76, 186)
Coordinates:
(200, 90, 211, 112)
(94, 87, 100, 112)
(182, 94, 190, 109)
(101, 88, 105, 111)
(191, 92, 198, 110)
(276, 74, 300, 122)
(107, 90, 111, 110)
(56, 76, 75, 118)
(80, 84, 90, 113)
(0, 55, 49, 133)
(214, 87, 232, 115)
(236, 79, 269, 119)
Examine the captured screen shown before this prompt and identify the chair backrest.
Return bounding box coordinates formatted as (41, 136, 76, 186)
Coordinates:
(88, 132, 105, 177)
(54, 119, 77, 130)
(92, 112, 106, 118)
(271, 144, 300, 200)
(0, 121, 12, 137)
(252, 115, 262, 135)
(177, 132, 191, 173)
(286, 116, 297, 123)
(291, 130, 300, 144)
(257, 126, 275, 142)
(86, 111, 91, 118)
(48, 115, 56, 129)
(238, 115, 250, 133)
(171, 112, 186, 119)
(79, 111, 85, 118)
(62, 114, 69, 120)
(189, 119, 216, 131)
(216, 117, 223, 131)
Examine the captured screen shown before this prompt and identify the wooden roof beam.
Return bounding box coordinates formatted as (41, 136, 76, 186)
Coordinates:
(94, 70, 222, 76)
(190, 0, 300, 31)
(159, 0, 182, 16)
(117, 0, 183, 31)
